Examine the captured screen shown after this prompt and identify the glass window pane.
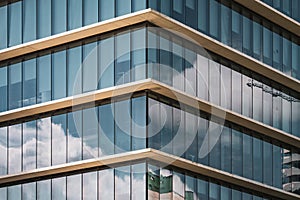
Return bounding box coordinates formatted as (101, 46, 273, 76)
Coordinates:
(116, 0, 131, 16)
(253, 19, 262, 60)
(0, 127, 7, 175)
(100, 0, 115, 21)
(38, 0, 51, 38)
(197, 54, 209, 101)
(262, 84, 272, 126)
(115, 32, 130, 85)
(8, 124, 22, 174)
(99, 104, 114, 156)
(8, 185, 21, 200)
(221, 4, 231, 46)
(9, 63, 22, 110)
(221, 186, 231, 200)
(242, 75, 252, 118)
(37, 118, 51, 168)
(9, 1, 22, 47)
(52, 114, 67, 165)
(209, 182, 220, 200)
(273, 31, 282, 71)
(23, 121, 36, 171)
(131, 28, 146, 82)
(132, 163, 146, 200)
(52, 50, 67, 100)
(37, 55, 51, 103)
(37, 180, 51, 200)
(160, 0, 171, 16)
(68, 46, 82, 96)
(84, 0, 98, 26)
(283, 37, 292, 76)
(172, 42, 184, 91)
(291, 40, 300, 79)
(242, 15, 251, 55)
(115, 100, 131, 153)
(0, 6, 8, 49)
(115, 166, 130, 200)
(253, 137, 263, 182)
(232, 9, 242, 51)
(52, 0, 66, 34)
(198, 0, 208, 33)
(221, 127, 231, 173)
(0, 67, 8, 112)
(83, 172, 97, 200)
(263, 142, 272, 185)
(99, 37, 114, 89)
(197, 179, 208, 200)
(52, 177, 66, 200)
(159, 34, 172, 86)
(273, 145, 282, 188)
(23, 59, 36, 107)
(83, 42, 98, 92)
(67, 174, 81, 200)
(148, 98, 161, 150)
(173, 172, 185, 199)
(99, 169, 114, 200)
(23, 0, 36, 42)
(184, 48, 197, 95)
(292, 101, 300, 137)
(232, 70, 242, 114)
(83, 108, 98, 159)
(132, 0, 146, 11)
(185, 0, 197, 28)
(132, 97, 146, 150)
(243, 134, 253, 179)
(68, 0, 82, 30)
(232, 130, 242, 176)
(263, 26, 272, 65)
(22, 182, 36, 200)
(67, 111, 82, 162)
(209, 0, 220, 39)
(209, 60, 220, 105)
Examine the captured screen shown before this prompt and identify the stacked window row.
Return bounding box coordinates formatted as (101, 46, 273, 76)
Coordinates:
(147, 27, 300, 138)
(0, 94, 299, 194)
(148, 0, 300, 80)
(0, 96, 146, 175)
(148, 96, 299, 193)
(262, 0, 300, 22)
(0, 25, 299, 138)
(0, 161, 273, 200)
(0, 0, 146, 49)
(0, 163, 146, 200)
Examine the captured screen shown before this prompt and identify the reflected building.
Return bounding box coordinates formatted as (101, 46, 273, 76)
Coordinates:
(0, 0, 299, 200)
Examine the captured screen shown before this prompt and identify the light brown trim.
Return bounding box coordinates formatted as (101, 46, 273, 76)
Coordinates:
(234, 0, 300, 37)
(1, 79, 300, 149)
(0, 9, 299, 93)
(0, 149, 299, 200)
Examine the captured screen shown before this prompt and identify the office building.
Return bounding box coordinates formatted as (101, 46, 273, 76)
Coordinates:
(0, 0, 299, 199)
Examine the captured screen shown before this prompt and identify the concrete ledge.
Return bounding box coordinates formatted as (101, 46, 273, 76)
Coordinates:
(0, 148, 299, 200)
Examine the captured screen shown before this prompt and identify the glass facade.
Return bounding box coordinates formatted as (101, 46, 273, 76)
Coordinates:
(0, 161, 275, 200)
(0, 0, 299, 199)
(0, 94, 299, 192)
(262, 0, 300, 22)
(1, 25, 298, 138)
(1, 0, 299, 81)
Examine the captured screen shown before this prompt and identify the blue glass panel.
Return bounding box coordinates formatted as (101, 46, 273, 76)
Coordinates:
(133, 0, 146, 11)
(161, 0, 171, 16)
(67, 175, 81, 200)
(209, 60, 220, 105)
(282, 0, 291, 15)
(172, 42, 184, 91)
(22, 182, 36, 200)
(147, 29, 159, 80)
(83, 107, 98, 159)
(37, 0, 51, 38)
(0, 6, 8, 49)
(273, 31, 282, 71)
(132, 97, 146, 150)
(83, 172, 97, 199)
(198, 117, 208, 165)
(184, 48, 196, 95)
(9, 1, 22, 47)
(68, 0, 82, 30)
(52, 177, 66, 200)
(173, 172, 185, 198)
(99, 37, 114, 89)
(253, 19, 262, 60)
(0, 67, 7, 112)
(83, 42, 98, 92)
(197, 54, 209, 101)
(37, 118, 51, 168)
(282, 99, 291, 133)
(148, 98, 161, 150)
(52, 0, 66, 34)
(131, 28, 146, 81)
(22, 121, 36, 171)
(242, 75, 252, 118)
(232, 190, 242, 200)
(8, 124, 22, 174)
(115, 100, 131, 153)
(115, 166, 130, 200)
(159, 34, 172, 86)
(68, 46, 82, 96)
(209, 0, 220, 39)
(37, 55, 51, 103)
(243, 133, 253, 179)
(84, 0, 98, 26)
(263, 141, 272, 185)
(209, 182, 220, 200)
(173, 0, 184, 22)
(23, 59, 36, 106)
(99, 169, 114, 200)
(198, 0, 208, 33)
(161, 103, 173, 154)
(253, 138, 263, 182)
(197, 179, 208, 199)
(221, 186, 231, 200)
(221, 127, 231, 173)
(99, 104, 114, 156)
(221, 4, 231, 46)
(185, 112, 197, 162)
(115, 32, 130, 85)
(273, 145, 282, 188)
(292, 41, 300, 79)
(67, 111, 82, 162)
(23, 0, 36, 43)
(263, 27, 272, 65)
(232, 130, 242, 176)
(52, 50, 66, 100)
(0, 127, 7, 175)
(292, 101, 300, 137)
(9, 63, 22, 110)
(242, 15, 251, 55)
(283, 37, 292, 76)
(173, 108, 185, 157)
(8, 185, 21, 200)
(37, 180, 51, 200)
(116, 0, 131, 16)
(232, 9, 242, 51)
(185, 0, 197, 29)
(52, 114, 67, 165)
(100, 0, 115, 21)
(132, 163, 146, 200)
